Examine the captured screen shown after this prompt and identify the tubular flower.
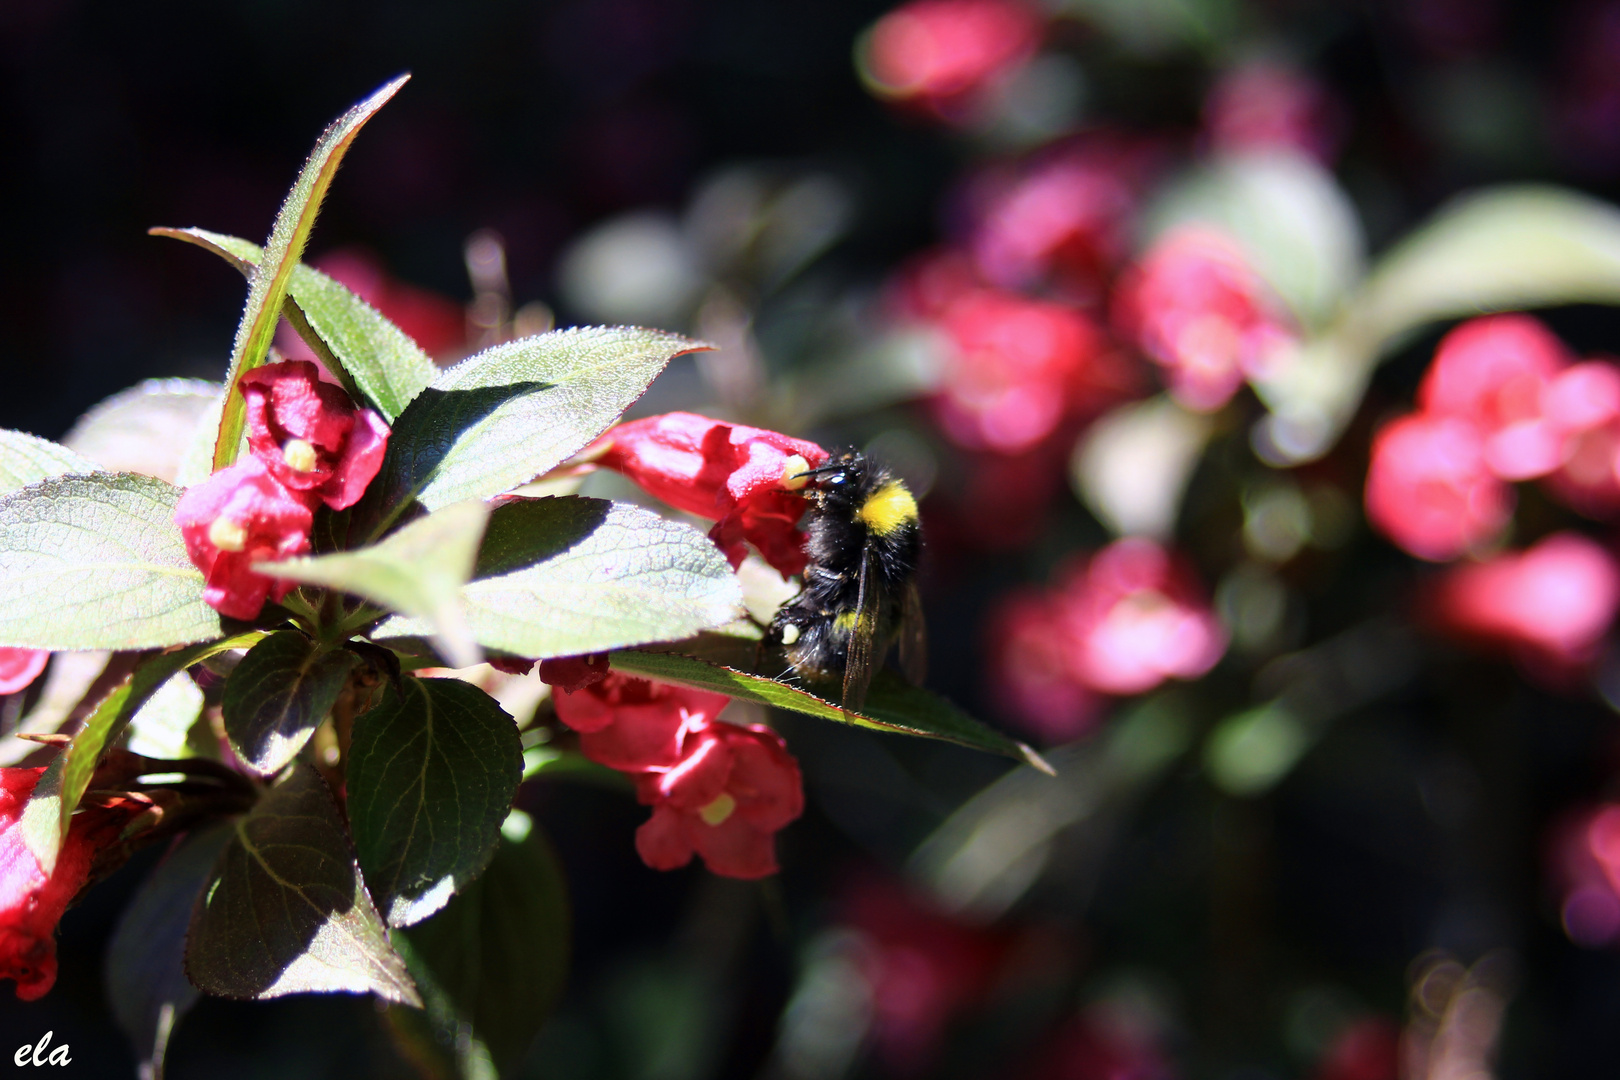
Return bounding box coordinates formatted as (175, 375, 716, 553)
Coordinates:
(241, 360, 390, 510)
(0, 768, 138, 1001)
(1364, 413, 1511, 561)
(593, 412, 830, 576)
(0, 649, 48, 696)
(860, 0, 1041, 118)
(174, 457, 315, 620)
(1113, 227, 1296, 412)
(1540, 360, 1620, 515)
(632, 721, 804, 880)
(986, 590, 1103, 743)
(550, 672, 731, 773)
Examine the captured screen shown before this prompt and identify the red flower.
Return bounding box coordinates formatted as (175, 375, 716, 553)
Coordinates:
(933, 289, 1128, 453)
(535, 653, 609, 691)
(241, 360, 390, 511)
(1204, 61, 1342, 164)
(174, 457, 314, 620)
(1430, 531, 1620, 668)
(860, 0, 1041, 119)
(551, 672, 731, 773)
(986, 590, 1103, 743)
(1364, 413, 1511, 561)
(1539, 360, 1620, 514)
(0, 649, 48, 696)
(1113, 228, 1295, 412)
(0, 768, 138, 1000)
(593, 412, 830, 576)
(1311, 1017, 1401, 1080)
(633, 721, 804, 880)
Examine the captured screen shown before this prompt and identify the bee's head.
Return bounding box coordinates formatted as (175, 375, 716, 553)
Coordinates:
(793, 452, 866, 507)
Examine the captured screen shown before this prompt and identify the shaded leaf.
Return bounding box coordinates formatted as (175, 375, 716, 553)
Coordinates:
(369, 327, 708, 524)
(186, 763, 420, 1004)
(221, 631, 361, 775)
(62, 379, 222, 483)
(125, 669, 206, 761)
(393, 820, 571, 1075)
(0, 430, 100, 495)
(259, 500, 489, 668)
(610, 639, 1048, 769)
(18, 634, 263, 872)
(349, 678, 522, 927)
(0, 473, 222, 650)
(107, 824, 234, 1079)
(212, 75, 409, 471)
(371, 497, 742, 661)
(150, 228, 435, 420)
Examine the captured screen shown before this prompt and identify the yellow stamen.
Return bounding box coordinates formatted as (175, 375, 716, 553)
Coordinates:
(780, 455, 810, 490)
(208, 517, 248, 553)
(282, 438, 319, 473)
(698, 792, 737, 826)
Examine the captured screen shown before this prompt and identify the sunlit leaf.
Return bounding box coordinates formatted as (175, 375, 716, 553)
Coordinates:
(186, 763, 420, 1004)
(349, 678, 522, 927)
(221, 631, 360, 775)
(124, 669, 206, 761)
(62, 379, 223, 483)
(0, 430, 100, 496)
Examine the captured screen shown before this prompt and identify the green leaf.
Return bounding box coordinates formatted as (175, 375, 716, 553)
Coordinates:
(124, 669, 206, 761)
(106, 823, 234, 1079)
(62, 379, 223, 483)
(0, 473, 222, 650)
(212, 75, 410, 472)
(221, 631, 361, 776)
(369, 327, 709, 524)
(609, 638, 1049, 770)
(150, 228, 436, 420)
(258, 500, 490, 668)
(1257, 185, 1620, 461)
(371, 497, 743, 661)
(173, 389, 228, 489)
(348, 678, 522, 927)
(0, 430, 101, 496)
(19, 633, 262, 872)
(394, 819, 571, 1075)
(186, 763, 421, 1004)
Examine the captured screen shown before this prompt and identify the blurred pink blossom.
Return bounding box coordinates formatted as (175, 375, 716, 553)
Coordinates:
(0, 649, 48, 696)
(861, 0, 1042, 120)
(1204, 61, 1343, 164)
(1364, 413, 1512, 562)
(1549, 804, 1620, 947)
(1311, 1017, 1400, 1080)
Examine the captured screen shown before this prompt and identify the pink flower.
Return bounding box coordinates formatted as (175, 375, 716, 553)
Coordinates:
(1052, 538, 1227, 696)
(861, 0, 1042, 119)
(1113, 228, 1295, 412)
(1204, 61, 1342, 164)
(1549, 803, 1620, 947)
(986, 590, 1102, 743)
(633, 721, 804, 880)
(593, 412, 830, 576)
(1539, 360, 1620, 514)
(551, 672, 731, 773)
(0, 768, 138, 1000)
(933, 289, 1131, 453)
(1430, 532, 1620, 667)
(0, 650, 48, 696)
(241, 360, 390, 511)
(1364, 413, 1512, 561)
(174, 457, 314, 620)
(1417, 315, 1572, 481)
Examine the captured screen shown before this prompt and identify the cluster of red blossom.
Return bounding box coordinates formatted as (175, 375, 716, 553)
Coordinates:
(1366, 315, 1620, 672)
(173, 360, 390, 620)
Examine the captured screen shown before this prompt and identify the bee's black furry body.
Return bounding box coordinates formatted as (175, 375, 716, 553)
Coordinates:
(768, 452, 924, 701)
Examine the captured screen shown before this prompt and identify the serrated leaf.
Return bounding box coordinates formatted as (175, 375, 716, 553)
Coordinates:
(1257, 184, 1620, 461)
(19, 632, 262, 872)
(371, 497, 743, 661)
(150, 228, 436, 420)
(369, 327, 709, 525)
(173, 389, 228, 489)
(259, 499, 489, 668)
(106, 823, 234, 1078)
(610, 639, 1049, 770)
(0, 473, 222, 650)
(0, 430, 101, 495)
(349, 678, 522, 927)
(212, 75, 409, 472)
(221, 631, 360, 775)
(393, 823, 570, 1074)
(62, 379, 223, 483)
(125, 669, 206, 760)
(186, 763, 420, 1004)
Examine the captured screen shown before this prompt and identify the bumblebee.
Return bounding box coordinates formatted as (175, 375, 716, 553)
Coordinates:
(767, 451, 926, 708)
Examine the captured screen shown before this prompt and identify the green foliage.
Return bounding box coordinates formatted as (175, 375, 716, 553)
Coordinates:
(0, 430, 100, 494)
(372, 497, 743, 660)
(186, 764, 420, 1004)
(221, 630, 361, 775)
(0, 473, 222, 650)
(348, 678, 523, 927)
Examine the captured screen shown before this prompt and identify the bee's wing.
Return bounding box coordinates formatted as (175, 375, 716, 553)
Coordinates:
(841, 546, 880, 711)
(897, 579, 927, 686)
